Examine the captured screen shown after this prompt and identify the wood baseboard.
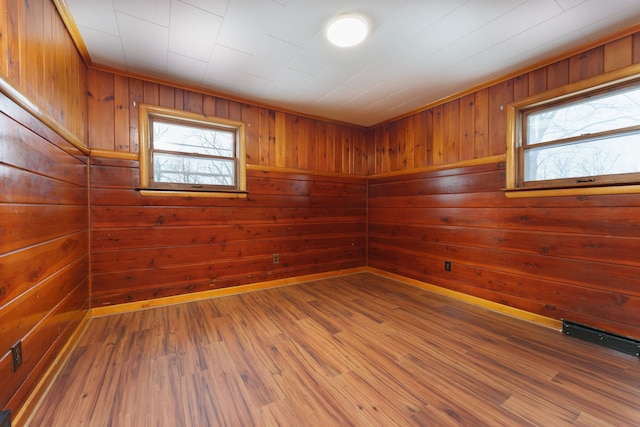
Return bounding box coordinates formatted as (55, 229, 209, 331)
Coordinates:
(90, 265, 560, 327)
(91, 267, 369, 317)
(366, 267, 562, 331)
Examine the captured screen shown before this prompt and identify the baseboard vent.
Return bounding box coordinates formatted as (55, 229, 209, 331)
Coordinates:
(562, 320, 640, 358)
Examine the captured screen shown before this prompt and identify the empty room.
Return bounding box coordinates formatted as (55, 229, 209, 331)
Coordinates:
(2, 0, 640, 425)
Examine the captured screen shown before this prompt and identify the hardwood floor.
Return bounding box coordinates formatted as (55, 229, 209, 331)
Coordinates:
(27, 273, 640, 426)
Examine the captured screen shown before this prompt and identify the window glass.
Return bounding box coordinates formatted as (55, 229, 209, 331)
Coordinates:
(526, 86, 640, 145)
(152, 120, 235, 157)
(153, 152, 235, 186)
(523, 132, 640, 182)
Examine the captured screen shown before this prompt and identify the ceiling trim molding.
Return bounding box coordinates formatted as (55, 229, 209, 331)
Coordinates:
(53, 0, 92, 66)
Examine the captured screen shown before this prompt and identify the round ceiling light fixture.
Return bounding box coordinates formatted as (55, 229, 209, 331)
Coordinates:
(326, 13, 369, 47)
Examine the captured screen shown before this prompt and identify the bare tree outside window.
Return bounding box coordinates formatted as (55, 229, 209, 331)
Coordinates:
(151, 120, 237, 187)
(524, 85, 640, 182)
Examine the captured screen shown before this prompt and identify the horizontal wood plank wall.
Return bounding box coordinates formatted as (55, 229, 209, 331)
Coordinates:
(90, 157, 367, 306)
(86, 69, 368, 175)
(368, 32, 640, 339)
(368, 162, 640, 339)
(0, 92, 90, 413)
(0, 0, 90, 416)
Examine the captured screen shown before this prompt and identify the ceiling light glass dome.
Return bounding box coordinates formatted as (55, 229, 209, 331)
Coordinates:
(326, 13, 369, 47)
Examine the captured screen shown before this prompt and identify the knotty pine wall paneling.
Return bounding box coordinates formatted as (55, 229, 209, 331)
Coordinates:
(368, 31, 640, 339)
(0, 0, 87, 142)
(0, 92, 89, 413)
(87, 69, 368, 174)
(0, 0, 90, 415)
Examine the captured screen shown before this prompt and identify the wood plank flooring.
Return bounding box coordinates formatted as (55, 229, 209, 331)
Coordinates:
(27, 273, 640, 426)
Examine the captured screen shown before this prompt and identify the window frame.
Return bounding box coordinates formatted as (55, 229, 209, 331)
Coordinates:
(506, 63, 640, 198)
(138, 104, 247, 198)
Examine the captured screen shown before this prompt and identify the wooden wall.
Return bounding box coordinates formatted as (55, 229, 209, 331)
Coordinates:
(368, 34, 640, 175)
(90, 159, 367, 306)
(0, 0, 89, 415)
(368, 31, 640, 339)
(0, 0, 87, 140)
(86, 70, 368, 175)
(86, 70, 369, 306)
(2, 1, 639, 417)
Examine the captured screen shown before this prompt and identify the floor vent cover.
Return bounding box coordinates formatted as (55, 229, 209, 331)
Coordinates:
(562, 320, 640, 358)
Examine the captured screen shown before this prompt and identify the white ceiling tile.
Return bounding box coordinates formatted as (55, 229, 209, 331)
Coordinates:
(510, 13, 590, 53)
(203, 72, 271, 101)
(554, 0, 589, 10)
(217, 0, 284, 54)
(126, 59, 168, 80)
(411, 4, 488, 61)
(78, 26, 125, 67)
(112, 0, 171, 27)
(65, 0, 119, 35)
(248, 36, 302, 81)
(304, 62, 358, 94)
(452, 38, 527, 82)
(116, 11, 170, 69)
(167, 52, 208, 86)
(316, 84, 360, 107)
(343, 58, 411, 93)
(289, 35, 341, 76)
(203, 47, 254, 89)
(266, 68, 314, 99)
(449, 0, 563, 60)
(338, 84, 392, 114)
(367, 90, 432, 121)
(179, 0, 229, 16)
(267, 0, 344, 47)
(287, 89, 324, 106)
(579, 1, 640, 41)
(169, 0, 222, 61)
(369, 0, 464, 65)
(409, 46, 466, 75)
(464, 0, 527, 21)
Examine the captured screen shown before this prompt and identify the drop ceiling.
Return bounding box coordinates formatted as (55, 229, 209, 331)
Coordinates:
(62, 0, 640, 126)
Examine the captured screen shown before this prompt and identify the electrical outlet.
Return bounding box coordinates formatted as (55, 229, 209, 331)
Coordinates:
(444, 261, 452, 272)
(272, 253, 280, 264)
(11, 340, 23, 372)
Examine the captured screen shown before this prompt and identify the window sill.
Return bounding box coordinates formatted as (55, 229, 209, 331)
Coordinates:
(138, 189, 248, 199)
(504, 184, 640, 198)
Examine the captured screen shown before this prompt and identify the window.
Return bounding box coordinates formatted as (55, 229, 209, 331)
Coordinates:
(138, 104, 246, 198)
(506, 65, 640, 197)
